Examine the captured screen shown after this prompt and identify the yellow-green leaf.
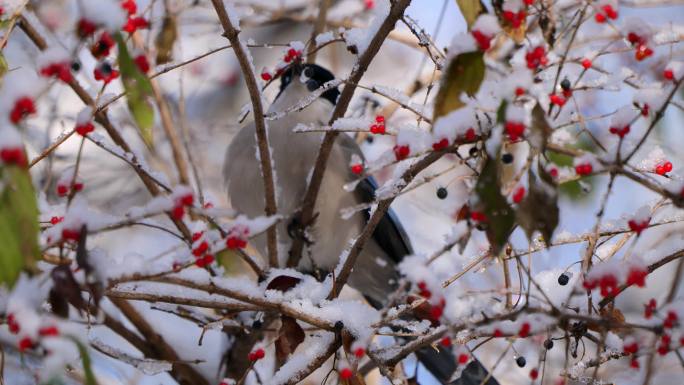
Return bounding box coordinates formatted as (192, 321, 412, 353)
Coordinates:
(433, 51, 485, 121)
(115, 33, 155, 147)
(0, 52, 8, 78)
(0, 164, 39, 287)
(155, 13, 177, 65)
(455, 0, 484, 29)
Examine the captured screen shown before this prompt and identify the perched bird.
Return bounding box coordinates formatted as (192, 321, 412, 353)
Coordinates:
(223, 63, 497, 385)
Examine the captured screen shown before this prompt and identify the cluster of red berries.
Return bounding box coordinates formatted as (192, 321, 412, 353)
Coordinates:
(283, 48, 303, 64)
(75, 121, 95, 136)
(574, 163, 592, 176)
(123, 16, 149, 34)
(370, 115, 386, 134)
(90, 31, 116, 59)
(502, 9, 527, 29)
(10, 97, 37, 124)
(171, 192, 194, 220)
(525, 46, 548, 70)
(518, 322, 531, 338)
(0, 146, 28, 167)
(627, 33, 653, 61)
(248, 348, 265, 361)
(654, 161, 672, 176)
(470, 210, 487, 223)
(62, 225, 84, 242)
(191, 232, 215, 267)
(583, 273, 618, 297)
(226, 225, 249, 249)
(609, 124, 630, 138)
(415, 281, 446, 323)
(50, 216, 64, 225)
(627, 217, 650, 235)
(549, 93, 566, 107)
(594, 4, 618, 23)
(56, 180, 84, 197)
(625, 266, 648, 287)
(363, 0, 374, 10)
(7, 313, 60, 352)
(40, 61, 73, 83)
(505, 121, 526, 142)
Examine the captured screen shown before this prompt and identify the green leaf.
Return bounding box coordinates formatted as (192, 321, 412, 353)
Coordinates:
(455, 0, 484, 29)
(0, 164, 39, 287)
(474, 155, 515, 255)
(515, 167, 559, 244)
(0, 52, 8, 78)
(68, 337, 99, 385)
(528, 103, 552, 154)
(115, 33, 155, 147)
(432, 51, 485, 121)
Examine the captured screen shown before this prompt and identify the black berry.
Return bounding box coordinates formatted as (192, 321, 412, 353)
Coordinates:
(436, 187, 448, 200)
(334, 321, 344, 331)
(560, 78, 571, 91)
(365, 135, 374, 144)
(558, 273, 569, 286)
(252, 320, 263, 329)
(469, 146, 478, 157)
(516, 356, 526, 367)
(100, 62, 113, 76)
(502, 153, 514, 164)
(544, 339, 554, 350)
(71, 61, 81, 72)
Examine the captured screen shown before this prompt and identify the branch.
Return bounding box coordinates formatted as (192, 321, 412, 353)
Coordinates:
(210, 0, 279, 267)
(288, 0, 413, 268)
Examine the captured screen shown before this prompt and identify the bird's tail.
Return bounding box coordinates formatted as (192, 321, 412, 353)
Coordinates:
(415, 347, 499, 385)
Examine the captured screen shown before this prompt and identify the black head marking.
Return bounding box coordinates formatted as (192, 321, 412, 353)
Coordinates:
(277, 64, 340, 105)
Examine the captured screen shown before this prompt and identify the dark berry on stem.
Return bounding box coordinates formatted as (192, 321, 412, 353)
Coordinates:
(71, 61, 81, 72)
(516, 356, 526, 367)
(560, 78, 571, 91)
(502, 153, 514, 164)
(436, 187, 448, 199)
(544, 339, 554, 350)
(558, 273, 570, 286)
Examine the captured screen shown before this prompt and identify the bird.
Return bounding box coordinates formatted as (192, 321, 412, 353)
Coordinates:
(223, 62, 498, 385)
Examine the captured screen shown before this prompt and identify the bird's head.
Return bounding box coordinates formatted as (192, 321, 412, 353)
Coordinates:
(276, 63, 340, 106)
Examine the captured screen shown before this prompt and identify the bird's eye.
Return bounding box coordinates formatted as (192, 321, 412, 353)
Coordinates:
(306, 79, 319, 91)
(303, 67, 314, 78)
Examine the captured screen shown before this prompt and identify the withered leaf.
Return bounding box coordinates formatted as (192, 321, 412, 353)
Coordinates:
(455, 0, 485, 29)
(515, 167, 559, 244)
(275, 316, 305, 362)
(266, 275, 302, 292)
(474, 155, 515, 255)
(155, 13, 178, 65)
(51, 264, 87, 313)
(433, 51, 485, 121)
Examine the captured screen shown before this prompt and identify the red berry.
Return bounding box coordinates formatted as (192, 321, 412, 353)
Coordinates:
(350, 164, 363, 175)
(10, 97, 36, 124)
(644, 298, 657, 319)
(192, 231, 204, 242)
(77, 19, 97, 38)
(440, 336, 452, 347)
(429, 304, 443, 321)
(192, 241, 209, 256)
(663, 69, 674, 80)
(134, 54, 150, 73)
(628, 219, 649, 235)
(179, 194, 194, 206)
(518, 322, 531, 338)
(624, 342, 638, 354)
(630, 359, 640, 369)
(56, 184, 69, 197)
(458, 353, 469, 365)
(505, 121, 526, 141)
(202, 254, 215, 265)
(364, 0, 374, 10)
(339, 367, 353, 380)
(261, 72, 272, 81)
(7, 314, 19, 334)
(50, 216, 63, 225)
(512, 186, 525, 204)
(594, 13, 606, 23)
(493, 329, 503, 338)
(581, 58, 592, 69)
(609, 125, 630, 137)
(464, 128, 476, 141)
(123, 16, 149, 34)
(549, 94, 566, 106)
(432, 138, 449, 151)
(18, 337, 34, 352)
(121, 0, 137, 15)
(515, 87, 525, 96)
(171, 205, 185, 220)
(287, 48, 298, 59)
(471, 30, 491, 51)
(523, 0, 534, 5)
(530, 368, 539, 380)
(354, 347, 365, 358)
(75, 122, 95, 136)
(602, 5, 618, 19)
(0, 147, 28, 167)
(62, 228, 82, 241)
(172, 262, 182, 271)
(393, 145, 410, 161)
(38, 326, 59, 337)
(626, 267, 648, 287)
(249, 348, 265, 361)
(375, 115, 385, 123)
(226, 236, 247, 249)
(470, 211, 487, 222)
